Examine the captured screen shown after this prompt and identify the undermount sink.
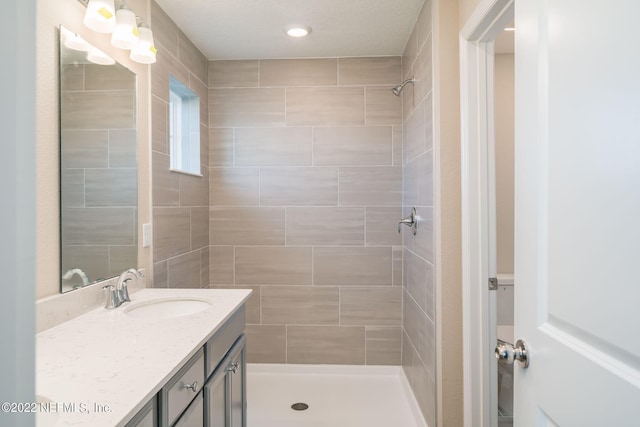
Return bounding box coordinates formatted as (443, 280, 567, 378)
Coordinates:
(124, 298, 212, 320)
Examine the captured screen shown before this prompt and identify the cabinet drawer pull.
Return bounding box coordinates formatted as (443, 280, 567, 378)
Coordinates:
(226, 362, 239, 374)
(184, 381, 198, 392)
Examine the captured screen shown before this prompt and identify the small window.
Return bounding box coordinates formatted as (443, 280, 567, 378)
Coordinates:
(169, 76, 200, 175)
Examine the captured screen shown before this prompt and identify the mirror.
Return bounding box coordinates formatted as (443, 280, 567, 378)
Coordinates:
(59, 26, 138, 293)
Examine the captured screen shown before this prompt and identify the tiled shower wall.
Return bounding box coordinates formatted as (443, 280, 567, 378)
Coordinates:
(208, 57, 404, 365)
(401, 0, 436, 425)
(150, 1, 210, 289)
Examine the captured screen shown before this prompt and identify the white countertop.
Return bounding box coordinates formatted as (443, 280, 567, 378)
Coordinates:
(36, 288, 252, 427)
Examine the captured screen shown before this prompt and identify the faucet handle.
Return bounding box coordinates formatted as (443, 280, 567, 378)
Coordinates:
(103, 285, 121, 309)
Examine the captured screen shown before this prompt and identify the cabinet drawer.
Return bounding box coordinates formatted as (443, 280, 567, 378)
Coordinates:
(205, 307, 245, 378)
(161, 348, 205, 426)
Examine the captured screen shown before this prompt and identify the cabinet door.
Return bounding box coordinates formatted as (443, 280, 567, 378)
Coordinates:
(227, 336, 246, 427)
(204, 360, 228, 427)
(174, 392, 204, 427)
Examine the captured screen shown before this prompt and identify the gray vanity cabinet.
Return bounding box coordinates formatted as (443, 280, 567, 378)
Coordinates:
(174, 392, 204, 427)
(204, 335, 246, 427)
(125, 397, 157, 427)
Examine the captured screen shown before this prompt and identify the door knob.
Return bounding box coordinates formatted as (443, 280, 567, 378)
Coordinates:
(495, 339, 529, 368)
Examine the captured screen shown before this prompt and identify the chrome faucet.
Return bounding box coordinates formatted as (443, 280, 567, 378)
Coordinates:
(103, 268, 144, 309)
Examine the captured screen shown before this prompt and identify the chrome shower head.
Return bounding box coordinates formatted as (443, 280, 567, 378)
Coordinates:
(391, 78, 416, 96)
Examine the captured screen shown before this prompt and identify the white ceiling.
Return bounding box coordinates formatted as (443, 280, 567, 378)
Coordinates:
(154, 0, 426, 60)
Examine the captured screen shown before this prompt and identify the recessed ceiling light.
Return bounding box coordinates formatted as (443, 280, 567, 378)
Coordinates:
(504, 27, 516, 31)
(286, 26, 311, 38)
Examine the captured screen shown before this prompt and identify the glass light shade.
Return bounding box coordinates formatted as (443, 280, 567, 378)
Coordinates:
(130, 26, 157, 64)
(86, 47, 116, 65)
(84, 0, 116, 33)
(111, 7, 138, 49)
(60, 27, 90, 51)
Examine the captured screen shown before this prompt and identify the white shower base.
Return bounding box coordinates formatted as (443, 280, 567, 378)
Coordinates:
(247, 363, 428, 427)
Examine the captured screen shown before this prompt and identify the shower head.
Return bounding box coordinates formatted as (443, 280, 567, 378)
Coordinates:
(391, 78, 416, 96)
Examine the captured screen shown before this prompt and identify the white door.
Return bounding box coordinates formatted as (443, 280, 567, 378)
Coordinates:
(514, 0, 640, 424)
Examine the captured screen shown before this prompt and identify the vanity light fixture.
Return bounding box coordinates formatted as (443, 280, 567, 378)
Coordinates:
(83, 0, 116, 33)
(130, 22, 157, 64)
(110, 3, 138, 50)
(285, 25, 312, 38)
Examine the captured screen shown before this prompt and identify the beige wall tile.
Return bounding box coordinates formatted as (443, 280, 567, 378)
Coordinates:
(365, 206, 402, 246)
(62, 207, 136, 245)
(62, 91, 135, 130)
(109, 129, 137, 168)
(260, 167, 338, 206)
(313, 126, 392, 166)
(179, 168, 209, 207)
(153, 207, 191, 260)
(246, 325, 286, 363)
(188, 73, 209, 126)
(210, 167, 259, 206)
(235, 246, 312, 285)
(366, 327, 402, 365)
(178, 29, 208, 85)
(61, 169, 84, 208)
(402, 27, 418, 80)
(209, 128, 234, 166)
(200, 247, 209, 287)
(413, 36, 433, 102)
(286, 207, 364, 246)
(84, 64, 136, 91)
(151, 49, 190, 102)
(209, 246, 234, 284)
(61, 246, 108, 284)
(210, 88, 285, 127)
(85, 169, 137, 207)
(416, 0, 433, 48)
(190, 207, 209, 250)
(235, 127, 312, 166)
(286, 87, 364, 126)
(340, 287, 402, 326)
(287, 326, 365, 364)
(338, 57, 401, 85)
(403, 248, 431, 315)
(61, 64, 83, 91)
(152, 95, 168, 154)
(393, 246, 403, 287)
(200, 124, 209, 168)
(313, 247, 392, 286)
(152, 152, 180, 206)
(153, 260, 168, 288)
(151, 0, 178, 57)
(209, 60, 259, 88)
(260, 59, 337, 87)
(393, 126, 403, 166)
(402, 331, 436, 426)
(262, 286, 339, 325)
(403, 152, 433, 208)
(366, 87, 402, 126)
(339, 166, 402, 206)
(167, 250, 202, 288)
(403, 288, 436, 373)
(210, 207, 285, 245)
(414, 206, 434, 263)
(61, 130, 108, 169)
(405, 99, 426, 162)
(211, 285, 261, 324)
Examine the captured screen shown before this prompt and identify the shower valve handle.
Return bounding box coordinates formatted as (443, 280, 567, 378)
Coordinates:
(398, 207, 418, 235)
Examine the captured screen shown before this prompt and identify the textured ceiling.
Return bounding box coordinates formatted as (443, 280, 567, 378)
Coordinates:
(154, 0, 426, 60)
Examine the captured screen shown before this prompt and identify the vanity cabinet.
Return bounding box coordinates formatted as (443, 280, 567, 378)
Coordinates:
(205, 335, 246, 427)
(125, 397, 157, 427)
(157, 307, 246, 427)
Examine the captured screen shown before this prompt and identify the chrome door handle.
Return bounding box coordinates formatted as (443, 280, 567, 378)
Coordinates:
(495, 339, 529, 368)
(398, 207, 418, 235)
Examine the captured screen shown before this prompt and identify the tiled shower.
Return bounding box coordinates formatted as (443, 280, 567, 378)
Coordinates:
(149, 0, 436, 424)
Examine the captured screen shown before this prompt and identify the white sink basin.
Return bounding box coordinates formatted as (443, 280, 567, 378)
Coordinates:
(124, 298, 212, 320)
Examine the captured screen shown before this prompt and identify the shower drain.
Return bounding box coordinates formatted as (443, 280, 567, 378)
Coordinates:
(291, 402, 309, 411)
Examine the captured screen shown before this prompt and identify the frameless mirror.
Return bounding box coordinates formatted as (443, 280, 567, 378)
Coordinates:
(59, 26, 138, 293)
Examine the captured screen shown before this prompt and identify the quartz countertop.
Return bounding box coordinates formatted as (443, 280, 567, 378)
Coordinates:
(36, 288, 252, 427)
